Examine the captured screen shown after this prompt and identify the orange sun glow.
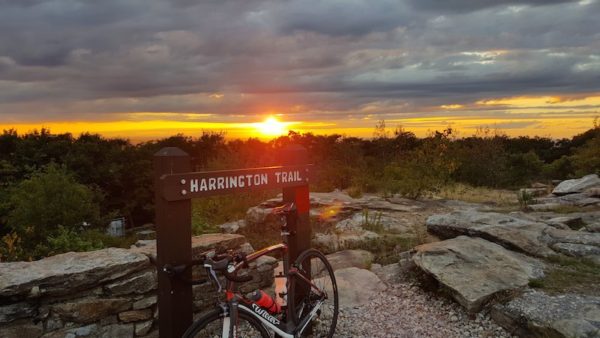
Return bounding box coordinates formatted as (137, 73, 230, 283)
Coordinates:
(255, 116, 287, 136)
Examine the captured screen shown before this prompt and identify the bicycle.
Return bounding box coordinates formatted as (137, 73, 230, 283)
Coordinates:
(162, 202, 339, 338)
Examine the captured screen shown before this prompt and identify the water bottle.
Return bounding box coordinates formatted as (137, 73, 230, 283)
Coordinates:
(247, 290, 281, 314)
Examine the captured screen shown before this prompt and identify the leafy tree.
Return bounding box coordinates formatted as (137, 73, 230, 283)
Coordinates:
(452, 128, 509, 187)
(571, 135, 600, 176)
(6, 164, 102, 246)
(384, 128, 457, 199)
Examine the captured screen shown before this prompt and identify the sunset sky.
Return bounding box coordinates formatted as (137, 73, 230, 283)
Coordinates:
(1, 0, 599, 141)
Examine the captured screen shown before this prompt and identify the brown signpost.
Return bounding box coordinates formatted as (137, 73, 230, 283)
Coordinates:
(153, 145, 311, 338)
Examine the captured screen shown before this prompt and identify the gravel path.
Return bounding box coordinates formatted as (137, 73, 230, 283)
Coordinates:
(335, 271, 516, 338)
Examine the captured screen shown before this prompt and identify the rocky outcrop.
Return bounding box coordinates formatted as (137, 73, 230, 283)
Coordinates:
(491, 289, 600, 338)
(426, 210, 555, 257)
(413, 236, 544, 312)
(552, 174, 600, 195)
(312, 229, 380, 252)
(0, 234, 275, 338)
(331, 267, 388, 307)
(245, 190, 426, 229)
(426, 210, 600, 260)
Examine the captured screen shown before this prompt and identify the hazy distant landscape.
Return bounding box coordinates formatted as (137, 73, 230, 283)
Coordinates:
(1, 120, 599, 261)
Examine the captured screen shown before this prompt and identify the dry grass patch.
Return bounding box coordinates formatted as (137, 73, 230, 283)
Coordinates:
(528, 255, 600, 296)
(436, 183, 519, 207)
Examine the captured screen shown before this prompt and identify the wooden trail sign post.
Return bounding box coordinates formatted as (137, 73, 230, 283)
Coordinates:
(153, 145, 311, 338)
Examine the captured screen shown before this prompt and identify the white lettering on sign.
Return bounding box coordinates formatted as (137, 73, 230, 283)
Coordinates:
(189, 173, 276, 193)
(275, 170, 303, 183)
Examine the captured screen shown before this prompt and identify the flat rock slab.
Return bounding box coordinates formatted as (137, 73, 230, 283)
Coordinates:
(552, 174, 600, 195)
(0, 248, 148, 298)
(413, 236, 544, 312)
(426, 210, 556, 257)
(491, 289, 600, 338)
(426, 210, 600, 258)
(325, 250, 374, 271)
(331, 267, 387, 307)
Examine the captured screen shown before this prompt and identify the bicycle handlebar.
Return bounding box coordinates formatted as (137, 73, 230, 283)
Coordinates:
(161, 252, 253, 285)
(204, 255, 253, 283)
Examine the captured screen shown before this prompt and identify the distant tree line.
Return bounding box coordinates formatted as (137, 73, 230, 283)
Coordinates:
(0, 120, 599, 260)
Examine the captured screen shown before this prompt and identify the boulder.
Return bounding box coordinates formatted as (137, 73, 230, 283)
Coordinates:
(426, 210, 556, 257)
(413, 236, 544, 312)
(0, 248, 148, 298)
(329, 267, 387, 307)
(325, 250, 374, 271)
(491, 289, 600, 338)
(552, 174, 600, 195)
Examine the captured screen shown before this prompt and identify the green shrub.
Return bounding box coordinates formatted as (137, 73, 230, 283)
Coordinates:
(6, 164, 102, 247)
(517, 189, 535, 211)
(42, 226, 104, 256)
(543, 156, 573, 180)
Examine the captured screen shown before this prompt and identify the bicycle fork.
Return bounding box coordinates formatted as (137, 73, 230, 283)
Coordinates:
(219, 300, 239, 338)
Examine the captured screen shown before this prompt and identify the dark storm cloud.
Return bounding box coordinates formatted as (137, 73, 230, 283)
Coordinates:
(0, 0, 599, 122)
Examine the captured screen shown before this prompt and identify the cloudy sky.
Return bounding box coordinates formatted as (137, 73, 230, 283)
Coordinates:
(1, 0, 599, 140)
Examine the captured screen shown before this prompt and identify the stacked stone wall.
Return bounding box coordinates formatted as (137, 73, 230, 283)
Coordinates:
(0, 234, 276, 338)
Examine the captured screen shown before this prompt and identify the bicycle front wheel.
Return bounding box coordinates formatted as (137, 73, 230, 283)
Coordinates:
(289, 248, 339, 338)
(183, 306, 271, 338)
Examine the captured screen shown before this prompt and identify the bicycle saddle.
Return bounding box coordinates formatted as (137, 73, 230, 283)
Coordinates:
(271, 202, 296, 215)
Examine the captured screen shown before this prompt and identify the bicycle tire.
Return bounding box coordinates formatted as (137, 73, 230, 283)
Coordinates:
(183, 306, 271, 338)
(288, 248, 339, 338)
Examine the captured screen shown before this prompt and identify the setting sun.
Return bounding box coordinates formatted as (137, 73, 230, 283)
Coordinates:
(255, 117, 287, 136)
